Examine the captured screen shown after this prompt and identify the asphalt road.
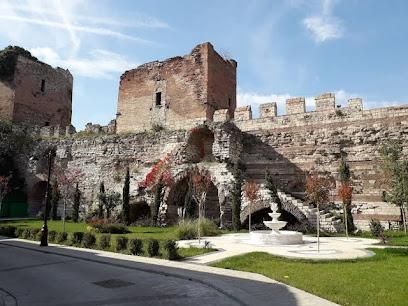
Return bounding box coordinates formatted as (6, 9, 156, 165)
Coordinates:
(0, 239, 335, 306)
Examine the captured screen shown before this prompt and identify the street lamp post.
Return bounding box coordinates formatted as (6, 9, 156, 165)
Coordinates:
(40, 150, 53, 247)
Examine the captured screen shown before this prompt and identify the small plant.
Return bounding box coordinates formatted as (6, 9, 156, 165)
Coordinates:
(35, 230, 43, 241)
(115, 236, 128, 252)
(48, 230, 57, 242)
(71, 232, 84, 245)
(152, 123, 165, 132)
(163, 240, 179, 260)
(82, 233, 96, 248)
(56, 232, 68, 243)
(370, 219, 387, 243)
(129, 238, 143, 255)
(99, 234, 111, 250)
(147, 239, 160, 257)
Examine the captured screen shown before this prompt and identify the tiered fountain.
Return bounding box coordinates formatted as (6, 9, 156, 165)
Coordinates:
(249, 202, 303, 245)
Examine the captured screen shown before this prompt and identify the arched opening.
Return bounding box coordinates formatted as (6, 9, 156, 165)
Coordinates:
(129, 201, 151, 225)
(166, 176, 220, 225)
(185, 127, 215, 163)
(242, 208, 301, 231)
(28, 181, 47, 216)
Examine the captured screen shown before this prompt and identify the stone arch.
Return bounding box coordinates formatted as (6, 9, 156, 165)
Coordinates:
(182, 126, 215, 163)
(27, 181, 47, 216)
(240, 196, 310, 229)
(162, 166, 224, 225)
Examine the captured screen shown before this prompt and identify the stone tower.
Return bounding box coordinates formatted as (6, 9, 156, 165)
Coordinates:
(116, 42, 237, 133)
(0, 46, 73, 127)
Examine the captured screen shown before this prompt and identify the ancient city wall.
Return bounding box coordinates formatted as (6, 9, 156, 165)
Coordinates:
(0, 81, 14, 120)
(234, 95, 408, 226)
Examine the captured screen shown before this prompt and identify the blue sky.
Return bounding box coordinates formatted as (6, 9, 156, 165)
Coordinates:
(1, 0, 407, 129)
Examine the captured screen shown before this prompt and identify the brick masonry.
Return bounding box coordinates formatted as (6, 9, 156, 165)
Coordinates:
(0, 49, 72, 127)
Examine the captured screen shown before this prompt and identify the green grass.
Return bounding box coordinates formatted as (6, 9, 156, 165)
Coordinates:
(213, 249, 408, 306)
(178, 247, 216, 258)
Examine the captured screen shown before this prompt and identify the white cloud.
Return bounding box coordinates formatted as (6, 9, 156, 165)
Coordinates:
(303, 16, 343, 42)
(31, 47, 137, 79)
(302, 0, 344, 43)
(237, 88, 406, 118)
(0, 0, 164, 54)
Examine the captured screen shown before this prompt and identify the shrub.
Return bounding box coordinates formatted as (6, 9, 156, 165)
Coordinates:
(15, 227, 24, 238)
(175, 219, 219, 240)
(48, 230, 57, 242)
(22, 228, 30, 239)
(56, 232, 68, 243)
(99, 234, 111, 250)
(89, 221, 129, 234)
(147, 239, 160, 257)
(115, 236, 128, 252)
(71, 232, 84, 245)
(35, 230, 43, 241)
(199, 218, 219, 237)
(176, 220, 197, 240)
(0, 225, 17, 237)
(29, 228, 40, 240)
(163, 240, 179, 260)
(370, 219, 387, 243)
(129, 238, 143, 255)
(82, 233, 96, 248)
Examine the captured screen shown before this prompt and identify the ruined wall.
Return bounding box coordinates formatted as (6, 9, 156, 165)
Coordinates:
(234, 94, 408, 226)
(0, 81, 14, 121)
(207, 46, 237, 118)
(12, 56, 72, 126)
(116, 42, 236, 133)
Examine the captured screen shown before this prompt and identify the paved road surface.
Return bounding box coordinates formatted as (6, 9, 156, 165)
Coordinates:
(0, 239, 336, 306)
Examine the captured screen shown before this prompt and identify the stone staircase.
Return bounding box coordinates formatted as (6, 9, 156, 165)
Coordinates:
(276, 190, 343, 233)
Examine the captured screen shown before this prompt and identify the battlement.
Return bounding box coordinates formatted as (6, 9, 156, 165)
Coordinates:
(230, 92, 408, 131)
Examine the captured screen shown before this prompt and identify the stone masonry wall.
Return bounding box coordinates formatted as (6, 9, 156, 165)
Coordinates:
(11, 56, 72, 126)
(116, 42, 236, 133)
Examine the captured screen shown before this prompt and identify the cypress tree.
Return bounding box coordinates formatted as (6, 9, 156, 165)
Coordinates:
(72, 183, 81, 222)
(231, 163, 243, 231)
(50, 180, 60, 220)
(339, 158, 351, 183)
(338, 158, 355, 231)
(98, 182, 106, 218)
(122, 167, 130, 225)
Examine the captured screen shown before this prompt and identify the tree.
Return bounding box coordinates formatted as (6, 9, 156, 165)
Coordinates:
(53, 166, 83, 231)
(141, 154, 174, 226)
(306, 171, 334, 252)
(191, 169, 212, 244)
(243, 180, 259, 232)
(231, 164, 243, 231)
(338, 158, 355, 236)
(105, 192, 121, 219)
(338, 182, 353, 238)
(97, 182, 106, 218)
(0, 175, 10, 215)
(50, 180, 60, 220)
(265, 170, 282, 213)
(380, 140, 408, 234)
(72, 183, 81, 222)
(122, 167, 130, 225)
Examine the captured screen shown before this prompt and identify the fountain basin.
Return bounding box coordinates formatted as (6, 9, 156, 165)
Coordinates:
(263, 220, 287, 231)
(249, 230, 303, 245)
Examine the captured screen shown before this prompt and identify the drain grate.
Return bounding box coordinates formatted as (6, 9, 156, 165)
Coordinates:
(93, 279, 134, 289)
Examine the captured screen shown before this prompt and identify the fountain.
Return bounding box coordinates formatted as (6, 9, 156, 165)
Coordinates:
(249, 202, 303, 245)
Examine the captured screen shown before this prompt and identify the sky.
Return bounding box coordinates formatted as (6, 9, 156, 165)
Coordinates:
(1, 0, 407, 129)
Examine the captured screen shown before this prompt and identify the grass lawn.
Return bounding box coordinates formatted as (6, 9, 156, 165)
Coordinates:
(213, 249, 408, 306)
(0, 219, 217, 259)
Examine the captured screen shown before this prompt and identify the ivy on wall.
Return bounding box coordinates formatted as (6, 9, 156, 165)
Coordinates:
(0, 46, 38, 83)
